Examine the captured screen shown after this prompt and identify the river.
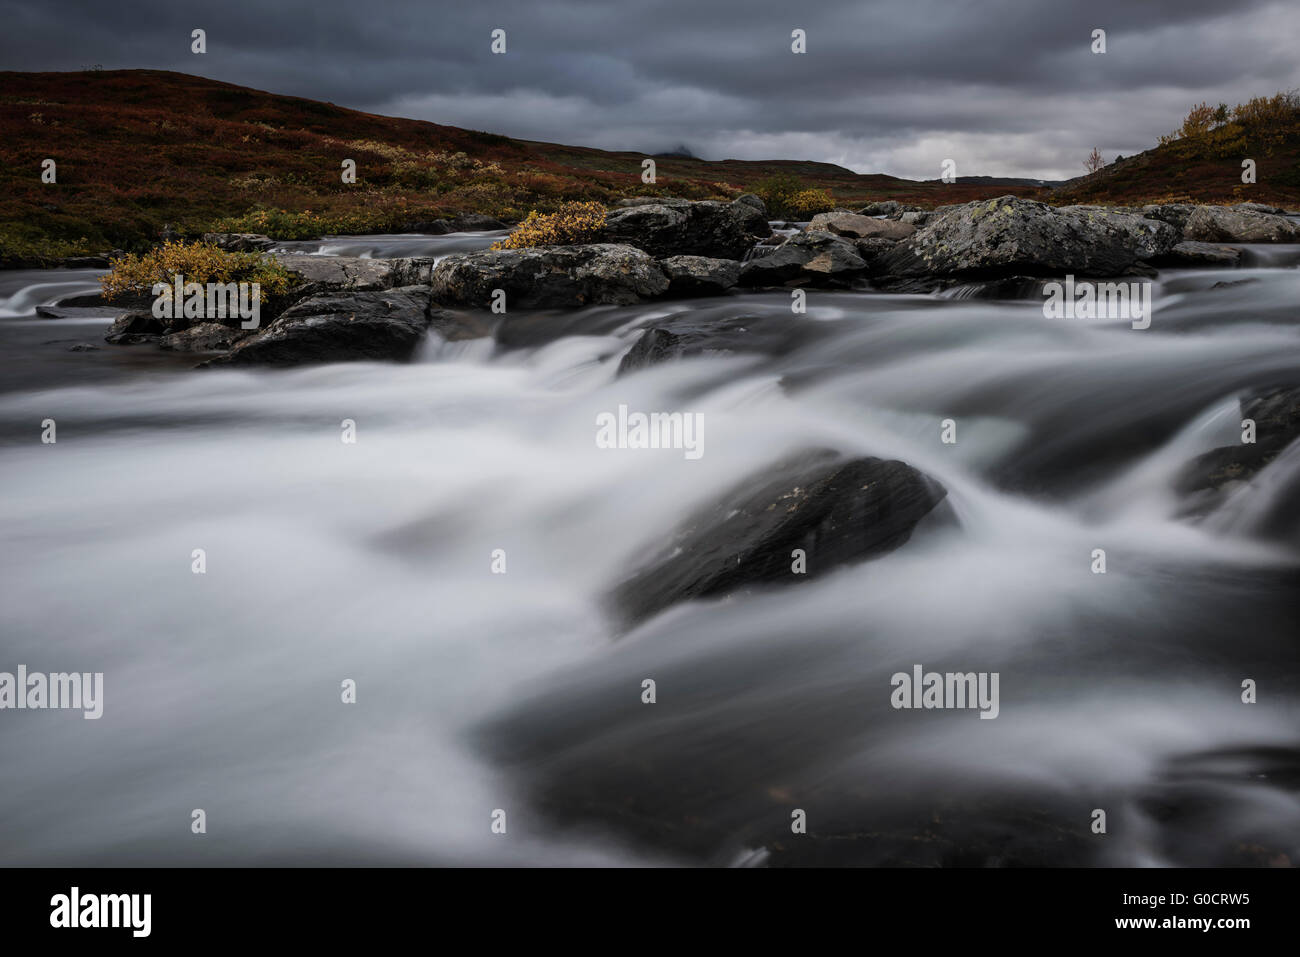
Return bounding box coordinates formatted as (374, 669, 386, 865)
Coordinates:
(0, 230, 1297, 866)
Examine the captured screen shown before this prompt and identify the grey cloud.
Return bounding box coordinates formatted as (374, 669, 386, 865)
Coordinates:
(2, 0, 1297, 179)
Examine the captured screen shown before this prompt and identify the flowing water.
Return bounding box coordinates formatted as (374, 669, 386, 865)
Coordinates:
(0, 234, 1297, 866)
(269, 230, 508, 260)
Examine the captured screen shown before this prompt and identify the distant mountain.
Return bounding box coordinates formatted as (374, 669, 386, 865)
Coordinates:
(949, 175, 1066, 187)
(653, 144, 697, 159)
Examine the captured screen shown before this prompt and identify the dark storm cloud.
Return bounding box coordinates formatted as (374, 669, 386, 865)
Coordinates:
(3, 0, 1298, 178)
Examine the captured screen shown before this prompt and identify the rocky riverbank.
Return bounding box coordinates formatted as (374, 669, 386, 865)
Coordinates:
(67, 193, 1299, 371)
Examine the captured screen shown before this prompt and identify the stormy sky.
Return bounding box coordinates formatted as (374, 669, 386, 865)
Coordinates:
(3, 0, 1299, 180)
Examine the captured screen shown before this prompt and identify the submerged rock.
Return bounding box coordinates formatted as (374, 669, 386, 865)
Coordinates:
(608, 449, 947, 626)
(615, 306, 840, 377)
(431, 243, 669, 308)
(202, 286, 432, 367)
(1176, 385, 1300, 512)
(616, 327, 687, 374)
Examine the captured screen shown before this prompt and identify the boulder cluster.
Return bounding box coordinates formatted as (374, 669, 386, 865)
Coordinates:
(84, 194, 1297, 367)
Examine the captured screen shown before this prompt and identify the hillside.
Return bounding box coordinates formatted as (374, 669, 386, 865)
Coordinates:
(1054, 93, 1300, 207)
(0, 69, 1041, 262)
(4, 71, 1298, 264)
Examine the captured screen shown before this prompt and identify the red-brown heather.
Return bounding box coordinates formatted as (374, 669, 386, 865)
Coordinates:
(2, 69, 1298, 263)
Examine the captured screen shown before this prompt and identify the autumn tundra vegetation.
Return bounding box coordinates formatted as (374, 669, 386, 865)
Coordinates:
(2, 69, 1299, 267)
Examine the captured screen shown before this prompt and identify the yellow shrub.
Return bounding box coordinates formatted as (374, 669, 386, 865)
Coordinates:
(789, 189, 836, 218)
(99, 240, 295, 303)
(491, 201, 606, 250)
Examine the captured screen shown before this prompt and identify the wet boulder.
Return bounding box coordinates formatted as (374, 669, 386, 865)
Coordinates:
(201, 232, 275, 253)
(855, 200, 922, 218)
(451, 213, 509, 232)
(402, 214, 509, 233)
(1141, 204, 1195, 234)
(104, 311, 167, 344)
(273, 254, 438, 294)
(657, 255, 742, 296)
(739, 231, 868, 287)
(158, 323, 250, 353)
(1152, 241, 1244, 268)
(1176, 385, 1300, 513)
(601, 198, 771, 259)
(617, 327, 689, 374)
(878, 195, 1179, 281)
(202, 286, 433, 367)
(1182, 205, 1300, 243)
(852, 237, 901, 271)
(608, 449, 947, 626)
(808, 211, 916, 240)
(430, 243, 669, 309)
(615, 307, 839, 377)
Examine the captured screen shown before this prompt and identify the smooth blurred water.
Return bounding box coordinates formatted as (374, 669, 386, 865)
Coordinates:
(0, 236, 1297, 866)
(268, 231, 508, 260)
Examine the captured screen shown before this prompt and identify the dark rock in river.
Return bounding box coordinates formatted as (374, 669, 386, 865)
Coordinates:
(274, 254, 437, 295)
(202, 286, 432, 367)
(159, 322, 250, 353)
(452, 213, 509, 232)
(607, 449, 947, 626)
(878, 195, 1178, 282)
(426, 308, 499, 342)
(808, 210, 916, 240)
(1182, 205, 1300, 243)
(855, 200, 921, 218)
(431, 243, 669, 308)
(739, 230, 868, 287)
(58, 291, 153, 310)
(1141, 203, 1195, 233)
(37, 305, 109, 319)
(657, 255, 741, 296)
(601, 198, 771, 259)
(1152, 241, 1244, 268)
(615, 305, 841, 377)
(58, 255, 115, 268)
(402, 214, 509, 233)
(105, 311, 167, 344)
(617, 327, 686, 374)
(852, 237, 901, 270)
(1176, 385, 1300, 516)
(201, 232, 276, 252)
